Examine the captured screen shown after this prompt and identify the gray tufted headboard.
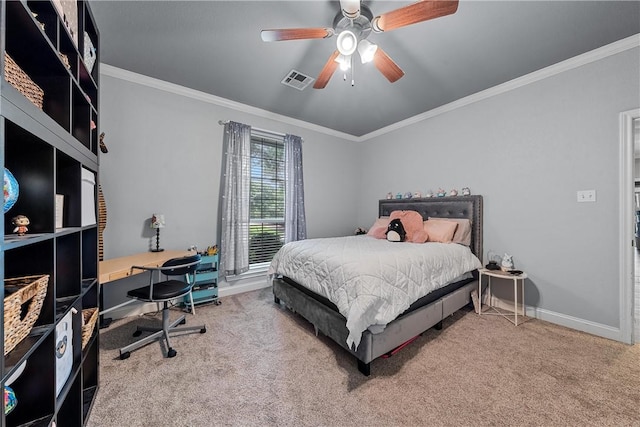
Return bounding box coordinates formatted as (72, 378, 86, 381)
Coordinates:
(379, 195, 484, 261)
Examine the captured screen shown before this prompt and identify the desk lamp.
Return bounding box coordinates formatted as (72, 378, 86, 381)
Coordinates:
(150, 213, 165, 252)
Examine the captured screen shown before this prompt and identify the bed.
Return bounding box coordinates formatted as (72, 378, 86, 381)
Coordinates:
(269, 195, 483, 376)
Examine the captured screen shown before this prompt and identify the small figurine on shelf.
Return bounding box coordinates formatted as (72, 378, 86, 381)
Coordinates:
(12, 215, 29, 236)
(403, 192, 413, 199)
(395, 192, 403, 199)
(386, 192, 393, 200)
(424, 189, 434, 198)
(413, 191, 422, 198)
(436, 188, 447, 197)
(355, 227, 367, 235)
(449, 188, 458, 196)
(461, 187, 471, 196)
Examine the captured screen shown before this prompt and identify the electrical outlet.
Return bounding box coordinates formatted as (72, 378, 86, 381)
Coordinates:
(577, 190, 596, 202)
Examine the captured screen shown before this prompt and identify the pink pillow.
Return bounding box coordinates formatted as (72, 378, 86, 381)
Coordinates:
(367, 217, 390, 239)
(428, 217, 472, 246)
(423, 219, 458, 243)
(389, 210, 429, 243)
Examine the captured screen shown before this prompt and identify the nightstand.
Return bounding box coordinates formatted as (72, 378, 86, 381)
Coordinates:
(478, 268, 528, 325)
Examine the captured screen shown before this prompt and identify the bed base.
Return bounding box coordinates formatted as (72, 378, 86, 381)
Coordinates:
(273, 277, 477, 376)
(272, 195, 483, 376)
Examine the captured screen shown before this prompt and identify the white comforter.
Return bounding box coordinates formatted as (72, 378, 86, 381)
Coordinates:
(268, 235, 482, 350)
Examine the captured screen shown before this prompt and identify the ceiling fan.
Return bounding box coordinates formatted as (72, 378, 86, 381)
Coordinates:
(260, 0, 459, 89)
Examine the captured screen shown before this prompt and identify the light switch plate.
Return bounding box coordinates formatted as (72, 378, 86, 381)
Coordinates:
(577, 190, 596, 202)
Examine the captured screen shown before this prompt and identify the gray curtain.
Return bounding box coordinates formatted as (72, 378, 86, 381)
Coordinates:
(219, 121, 252, 278)
(284, 134, 307, 243)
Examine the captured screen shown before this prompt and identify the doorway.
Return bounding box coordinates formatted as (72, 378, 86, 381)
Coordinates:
(620, 109, 639, 345)
(634, 117, 640, 343)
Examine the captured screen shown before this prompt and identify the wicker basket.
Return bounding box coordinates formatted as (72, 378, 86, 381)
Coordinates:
(4, 53, 44, 109)
(4, 275, 49, 355)
(81, 307, 98, 349)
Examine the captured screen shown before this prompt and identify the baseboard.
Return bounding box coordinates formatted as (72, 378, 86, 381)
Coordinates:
(106, 302, 160, 320)
(525, 306, 624, 343)
(218, 275, 270, 298)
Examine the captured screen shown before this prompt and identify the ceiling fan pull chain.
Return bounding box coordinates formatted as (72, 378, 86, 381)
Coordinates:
(351, 55, 355, 87)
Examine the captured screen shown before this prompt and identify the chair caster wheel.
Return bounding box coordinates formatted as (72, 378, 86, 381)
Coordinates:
(215, 300, 221, 306)
(179, 318, 186, 325)
(168, 348, 177, 358)
(120, 352, 130, 360)
(132, 330, 142, 337)
(200, 327, 206, 334)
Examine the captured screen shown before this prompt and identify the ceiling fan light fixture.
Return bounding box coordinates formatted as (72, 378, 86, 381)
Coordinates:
(357, 39, 378, 64)
(335, 53, 351, 71)
(336, 30, 357, 56)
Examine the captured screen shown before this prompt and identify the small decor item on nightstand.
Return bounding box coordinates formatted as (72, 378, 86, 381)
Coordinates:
(501, 253, 514, 271)
(485, 260, 500, 270)
(150, 213, 165, 252)
(461, 187, 471, 196)
(206, 245, 218, 256)
(11, 215, 29, 236)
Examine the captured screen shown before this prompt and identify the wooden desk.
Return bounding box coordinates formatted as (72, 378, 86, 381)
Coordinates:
(99, 250, 192, 284)
(98, 250, 192, 327)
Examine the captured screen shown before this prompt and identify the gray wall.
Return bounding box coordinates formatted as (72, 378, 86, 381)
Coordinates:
(99, 73, 361, 261)
(99, 46, 639, 337)
(357, 48, 640, 332)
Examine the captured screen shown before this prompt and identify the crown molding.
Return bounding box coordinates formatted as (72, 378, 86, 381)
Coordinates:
(99, 64, 361, 142)
(360, 33, 640, 141)
(101, 33, 639, 143)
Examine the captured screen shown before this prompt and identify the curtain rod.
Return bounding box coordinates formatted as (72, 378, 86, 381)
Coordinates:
(218, 120, 286, 138)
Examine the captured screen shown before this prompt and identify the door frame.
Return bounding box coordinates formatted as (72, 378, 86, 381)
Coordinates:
(619, 108, 639, 344)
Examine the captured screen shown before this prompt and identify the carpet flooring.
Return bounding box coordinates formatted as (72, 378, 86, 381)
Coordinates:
(87, 287, 640, 427)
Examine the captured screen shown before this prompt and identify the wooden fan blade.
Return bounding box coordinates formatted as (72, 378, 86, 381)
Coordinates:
(373, 48, 404, 83)
(373, 0, 459, 33)
(313, 51, 340, 89)
(261, 28, 334, 42)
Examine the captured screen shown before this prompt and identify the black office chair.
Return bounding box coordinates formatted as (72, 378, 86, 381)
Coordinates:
(119, 254, 206, 359)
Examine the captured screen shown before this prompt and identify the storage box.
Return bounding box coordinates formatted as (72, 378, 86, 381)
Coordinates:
(81, 168, 96, 226)
(81, 307, 98, 349)
(4, 275, 49, 355)
(55, 310, 73, 397)
(4, 53, 44, 109)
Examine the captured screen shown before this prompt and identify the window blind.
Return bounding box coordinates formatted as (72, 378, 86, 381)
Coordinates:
(249, 133, 285, 265)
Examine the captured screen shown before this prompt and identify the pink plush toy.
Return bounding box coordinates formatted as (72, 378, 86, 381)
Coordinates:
(388, 210, 429, 243)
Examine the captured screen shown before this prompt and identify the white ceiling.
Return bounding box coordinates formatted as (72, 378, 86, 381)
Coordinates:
(90, 1, 640, 137)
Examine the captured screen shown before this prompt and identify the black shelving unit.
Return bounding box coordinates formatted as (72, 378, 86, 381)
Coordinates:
(1, 1, 100, 425)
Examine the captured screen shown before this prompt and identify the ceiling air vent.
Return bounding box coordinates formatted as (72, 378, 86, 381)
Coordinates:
(281, 70, 314, 91)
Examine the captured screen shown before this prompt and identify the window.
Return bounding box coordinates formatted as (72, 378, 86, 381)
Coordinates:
(220, 121, 304, 278)
(249, 131, 285, 265)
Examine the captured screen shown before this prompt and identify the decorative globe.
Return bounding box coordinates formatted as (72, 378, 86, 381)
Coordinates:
(3, 168, 19, 213)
